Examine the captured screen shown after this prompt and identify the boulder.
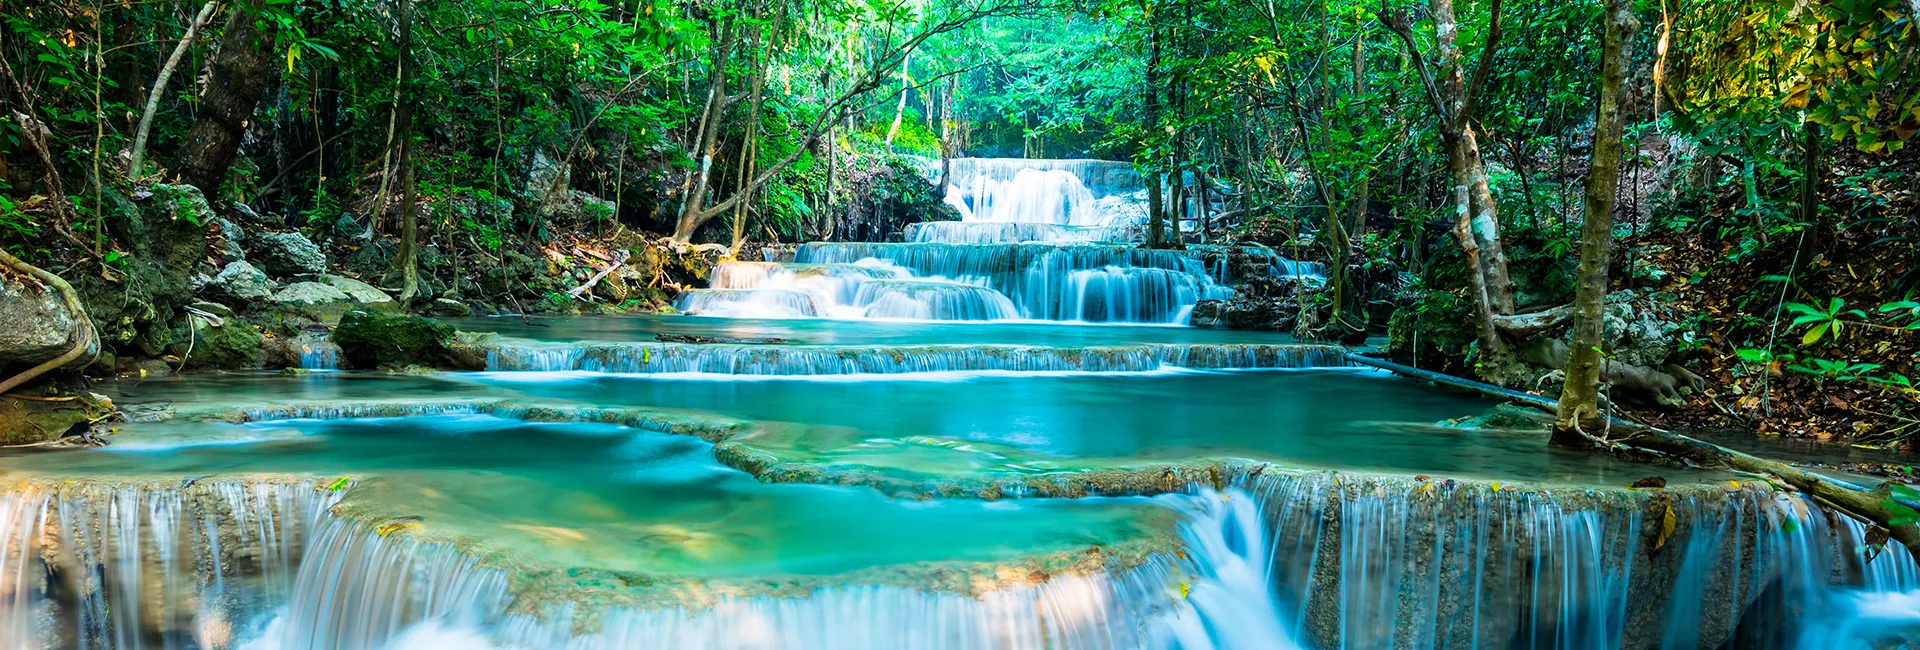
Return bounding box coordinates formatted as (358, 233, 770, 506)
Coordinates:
(249, 231, 328, 276)
(317, 275, 394, 304)
(188, 301, 234, 318)
(331, 310, 454, 368)
(205, 261, 277, 303)
(216, 218, 247, 262)
(0, 392, 114, 446)
(0, 278, 87, 369)
(182, 317, 263, 370)
(80, 184, 206, 346)
(429, 298, 472, 317)
(269, 282, 352, 306)
(1188, 300, 1227, 328)
(1602, 290, 1682, 368)
(230, 201, 282, 226)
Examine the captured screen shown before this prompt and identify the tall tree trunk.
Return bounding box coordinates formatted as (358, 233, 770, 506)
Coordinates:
(885, 53, 911, 150)
(731, 23, 768, 256)
(177, 0, 272, 198)
(1552, 0, 1638, 447)
(1143, 8, 1167, 248)
(938, 78, 954, 199)
(1383, 0, 1517, 372)
(393, 0, 420, 304)
(672, 24, 738, 243)
(130, 0, 219, 180)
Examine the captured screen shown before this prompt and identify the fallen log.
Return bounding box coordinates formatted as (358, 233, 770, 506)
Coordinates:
(566, 249, 631, 301)
(655, 334, 789, 345)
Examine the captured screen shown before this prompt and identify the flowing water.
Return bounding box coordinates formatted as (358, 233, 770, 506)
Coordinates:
(3, 159, 1916, 649)
(675, 159, 1284, 324)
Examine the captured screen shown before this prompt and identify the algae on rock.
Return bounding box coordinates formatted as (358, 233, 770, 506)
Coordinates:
(331, 310, 455, 368)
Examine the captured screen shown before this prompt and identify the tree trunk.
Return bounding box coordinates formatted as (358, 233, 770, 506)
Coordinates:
(885, 53, 911, 150)
(730, 27, 768, 256)
(393, 0, 420, 304)
(1459, 127, 1515, 313)
(672, 24, 738, 244)
(1143, 10, 1167, 248)
(1552, 0, 1638, 448)
(130, 0, 219, 180)
(938, 79, 954, 199)
(177, 0, 272, 198)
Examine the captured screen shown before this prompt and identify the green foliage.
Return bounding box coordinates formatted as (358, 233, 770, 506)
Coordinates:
(1785, 298, 1868, 344)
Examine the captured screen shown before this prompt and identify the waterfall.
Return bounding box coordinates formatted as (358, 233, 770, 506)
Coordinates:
(1234, 472, 1919, 650)
(941, 158, 1143, 231)
(793, 243, 1231, 323)
(854, 279, 1022, 321)
(676, 289, 824, 318)
(676, 159, 1337, 325)
(295, 343, 339, 371)
(0, 481, 337, 650)
(905, 222, 1135, 245)
(483, 340, 1352, 375)
(244, 517, 511, 650)
(3, 465, 1915, 649)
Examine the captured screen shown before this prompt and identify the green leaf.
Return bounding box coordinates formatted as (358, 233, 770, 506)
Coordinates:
(1802, 323, 1828, 345)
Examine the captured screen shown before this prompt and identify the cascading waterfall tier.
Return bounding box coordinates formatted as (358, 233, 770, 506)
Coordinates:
(0, 479, 337, 650)
(905, 221, 1136, 245)
(794, 242, 1231, 323)
(1233, 471, 1918, 650)
(675, 288, 825, 318)
(483, 340, 1350, 375)
(1, 464, 1912, 649)
(941, 158, 1145, 232)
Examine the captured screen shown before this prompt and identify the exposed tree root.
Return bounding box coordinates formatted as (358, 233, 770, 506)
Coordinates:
(0, 249, 97, 395)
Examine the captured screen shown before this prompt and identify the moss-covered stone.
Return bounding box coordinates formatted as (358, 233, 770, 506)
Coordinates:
(182, 318, 265, 369)
(0, 392, 113, 445)
(331, 310, 454, 368)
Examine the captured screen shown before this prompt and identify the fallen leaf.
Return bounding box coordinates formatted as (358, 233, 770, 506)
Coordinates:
(1653, 497, 1678, 553)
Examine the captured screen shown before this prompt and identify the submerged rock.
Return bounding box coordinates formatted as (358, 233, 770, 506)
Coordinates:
(332, 310, 454, 368)
(249, 230, 328, 276)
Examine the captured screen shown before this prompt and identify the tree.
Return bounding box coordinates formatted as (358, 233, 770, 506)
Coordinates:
(1552, 0, 1638, 447)
(1380, 0, 1519, 378)
(393, 0, 421, 303)
(177, 0, 272, 198)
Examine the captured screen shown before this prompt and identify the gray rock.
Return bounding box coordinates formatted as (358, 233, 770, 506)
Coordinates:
(269, 282, 352, 306)
(0, 278, 86, 368)
(187, 301, 234, 318)
(429, 298, 471, 317)
(250, 231, 328, 276)
(1602, 290, 1681, 367)
(330, 213, 373, 245)
(216, 218, 247, 262)
(205, 261, 277, 303)
(231, 201, 281, 225)
(317, 275, 394, 304)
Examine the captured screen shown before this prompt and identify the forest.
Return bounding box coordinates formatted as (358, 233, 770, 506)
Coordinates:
(0, 0, 1917, 646)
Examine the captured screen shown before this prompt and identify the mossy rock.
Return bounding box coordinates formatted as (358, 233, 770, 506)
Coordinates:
(183, 318, 265, 370)
(0, 393, 113, 446)
(331, 310, 454, 368)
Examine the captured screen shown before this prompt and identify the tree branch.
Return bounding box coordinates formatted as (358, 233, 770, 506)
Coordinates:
(1459, 0, 1504, 123)
(1376, 2, 1451, 124)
